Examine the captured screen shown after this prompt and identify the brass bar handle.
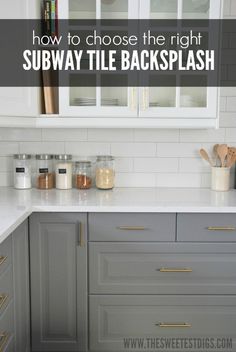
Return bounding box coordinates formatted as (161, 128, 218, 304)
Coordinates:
(0, 294, 8, 310)
(156, 322, 192, 328)
(159, 268, 192, 273)
(117, 226, 147, 231)
(79, 223, 85, 247)
(0, 331, 10, 351)
(0, 256, 7, 266)
(207, 227, 236, 231)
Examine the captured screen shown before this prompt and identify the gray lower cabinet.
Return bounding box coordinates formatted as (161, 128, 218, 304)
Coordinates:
(0, 219, 30, 352)
(89, 295, 236, 351)
(30, 213, 87, 352)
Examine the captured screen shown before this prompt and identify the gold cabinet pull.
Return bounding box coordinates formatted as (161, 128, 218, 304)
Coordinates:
(156, 322, 191, 328)
(79, 223, 84, 247)
(0, 332, 10, 351)
(117, 226, 147, 231)
(207, 227, 236, 231)
(159, 268, 192, 273)
(0, 294, 8, 310)
(0, 256, 7, 266)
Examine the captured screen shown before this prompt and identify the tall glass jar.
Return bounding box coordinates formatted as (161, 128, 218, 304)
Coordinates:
(13, 154, 32, 189)
(95, 156, 115, 190)
(55, 155, 73, 190)
(75, 161, 92, 189)
(36, 154, 54, 190)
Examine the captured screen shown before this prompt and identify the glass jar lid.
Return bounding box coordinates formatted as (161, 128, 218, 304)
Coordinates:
(75, 161, 92, 168)
(14, 154, 31, 160)
(36, 154, 54, 160)
(96, 155, 114, 161)
(55, 154, 72, 161)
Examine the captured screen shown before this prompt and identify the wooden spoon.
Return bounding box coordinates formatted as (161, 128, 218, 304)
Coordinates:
(213, 144, 220, 166)
(226, 147, 236, 167)
(199, 148, 214, 166)
(217, 144, 228, 167)
(227, 154, 236, 168)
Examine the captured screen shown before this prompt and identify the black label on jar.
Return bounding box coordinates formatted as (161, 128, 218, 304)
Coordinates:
(16, 167, 25, 173)
(58, 169, 67, 174)
(39, 168, 49, 174)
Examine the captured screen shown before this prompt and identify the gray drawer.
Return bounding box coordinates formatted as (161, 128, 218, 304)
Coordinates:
(0, 302, 14, 352)
(89, 213, 176, 242)
(89, 243, 236, 294)
(178, 213, 236, 242)
(90, 295, 236, 351)
(0, 236, 12, 277)
(0, 266, 13, 316)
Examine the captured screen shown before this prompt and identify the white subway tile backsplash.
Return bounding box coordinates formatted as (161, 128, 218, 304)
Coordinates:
(42, 129, 87, 141)
(0, 157, 13, 172)
(226, 97, 236, 111)
(115, 173, 156, 188)
(156, 173, 202, 188)
(179, 158, 210, 173)
(225, 128, 236, 142)
(179, 129, 225, 143)
(219, 112, 236, 127)
(224, 0, 231, 16)
(111, 143, 156, 157)
(157, 143, 201, 158)
(65, 142, 110, 155)
(115, 158, 134, 173)
(231, 0, 236, 15)
(19, 142, 65, 154)
(220, 97, 227, 112)
(134, 129, 179, 142)
(88, 129, 133, 142)
(0, 172, 13, 187)
(0, 128, 41, 141)
(134, 158, 178, 173)
(0, 142, 19, 156)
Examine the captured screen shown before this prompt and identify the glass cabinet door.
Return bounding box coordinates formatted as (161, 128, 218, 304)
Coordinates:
(139, 0, 221, 120)
(59, 0, 138, 117)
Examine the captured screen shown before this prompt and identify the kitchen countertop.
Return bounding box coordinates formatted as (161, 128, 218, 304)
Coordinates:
(1, 187, 236, 244)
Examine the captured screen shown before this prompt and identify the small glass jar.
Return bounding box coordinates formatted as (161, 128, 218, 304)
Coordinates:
(55, 155, 73, 190)
(36, 154, 54, 190)
(13, 154, 32, 189)
(75, 161, 92, 189)
(95, 155, 115, 190)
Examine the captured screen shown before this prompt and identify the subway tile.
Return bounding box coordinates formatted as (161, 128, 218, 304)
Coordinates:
(157, 143, 201, 158)
(225, 128, 236, 142)
(219, 112, 236, 127)
(156, 173, 202, 188)
(231, 0, 236, 15)
(224, 0, 231, 16)
(42, 129, 87, 141)
(65, 142, 110, 155)
(134, 158, 178, 173)
(0, 142, 19, 156)
(226, 97, 236, 111)
(88, 129, 133, 142)
(111, 143, 156, 157)
(220, 97, 227, 111)
(19, 142, 65, 154)
(115, 158, 134, 172)
(0, 128, 41, 141)
(179, 158, 211, 173)
(0, 172, 13, 187)
(115, 173, 156, 187)
(179, 129, 225, 143)
(220, 87, 236, 96)
(0, 157, 13, 172)
(134, 129, 179, 142)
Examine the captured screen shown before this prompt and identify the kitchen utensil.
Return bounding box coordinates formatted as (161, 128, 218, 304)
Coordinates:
(213, 144, 220, 166)
(217, 144, 228, 167)
(199, 149, 214, 166)
(226, 147, 236, 167)
(226, 154, 236, 168)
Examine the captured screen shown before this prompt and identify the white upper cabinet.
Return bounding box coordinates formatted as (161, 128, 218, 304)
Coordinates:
(0, 0, 40, 117)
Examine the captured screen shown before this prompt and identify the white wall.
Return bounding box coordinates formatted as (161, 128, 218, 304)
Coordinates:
(0, 0, 235, 188)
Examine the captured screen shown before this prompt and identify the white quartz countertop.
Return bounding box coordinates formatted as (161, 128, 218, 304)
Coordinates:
(1, 187, 236, 244)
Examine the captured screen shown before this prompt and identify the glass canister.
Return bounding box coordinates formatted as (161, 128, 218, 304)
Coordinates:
(36, 154, 54, 190)
(13, 154, 32, 189)
(55, 155, 73, 190)
(95, 155, 115, 190)
(75, 161, 92, 189)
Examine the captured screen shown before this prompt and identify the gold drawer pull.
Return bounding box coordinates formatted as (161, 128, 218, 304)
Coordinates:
(156, 322, 191, 328)
(117, 226, 147, 231)
(0, 331, 10, 351)
(207, 227, 236, 231)
(159, 268, 192, 273)
(0, 294, 8, 310)
(0, 256, 7, 266)
(79, 223, 85, 247)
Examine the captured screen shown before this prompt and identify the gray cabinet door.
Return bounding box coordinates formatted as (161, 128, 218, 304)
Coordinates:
(90, 295, 236, 351)
(89, 242, 236, 294)
(12, 220, 30, 352)
(30, 213, 87, 352)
